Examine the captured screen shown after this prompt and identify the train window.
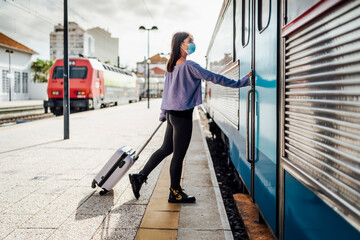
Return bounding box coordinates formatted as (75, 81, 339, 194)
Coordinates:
(52, 66, 87, 79)
(286, 0, 319, 24)
(53, 67, 63, 79)
(96, 70, 99, 79)
(258, 0, 270, 32)
(208, 0, 233, 73)
(242, 0, 250, 46)
(70, 67, 88, 79)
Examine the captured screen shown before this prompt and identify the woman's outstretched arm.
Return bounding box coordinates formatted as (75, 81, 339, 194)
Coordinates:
(188, 61, 251, 88)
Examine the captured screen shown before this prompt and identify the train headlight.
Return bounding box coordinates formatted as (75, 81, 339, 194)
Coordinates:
(77, 91, 86, 98)
(52, 91, 60, 96)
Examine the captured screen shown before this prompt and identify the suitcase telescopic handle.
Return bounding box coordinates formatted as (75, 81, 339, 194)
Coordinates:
(134, 122, 164, 160)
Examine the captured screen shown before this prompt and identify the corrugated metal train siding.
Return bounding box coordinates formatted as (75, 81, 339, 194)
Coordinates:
(208, 60, 240, 129)
(283, 1, 360, 229)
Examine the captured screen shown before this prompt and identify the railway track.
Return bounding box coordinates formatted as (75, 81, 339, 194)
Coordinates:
(0, 113, 55, 126)
(0, 104, 55, 127)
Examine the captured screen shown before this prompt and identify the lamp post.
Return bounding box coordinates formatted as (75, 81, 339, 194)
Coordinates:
(139, 25, 158, 109)
(63, 0, 70, 139)
(5, 49, 13, 101)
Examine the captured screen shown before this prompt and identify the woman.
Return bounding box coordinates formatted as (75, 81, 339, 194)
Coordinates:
(129, 32, 251, 203)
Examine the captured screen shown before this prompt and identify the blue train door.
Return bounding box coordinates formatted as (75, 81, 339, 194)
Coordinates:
(252, 0, 278, 234)
(237, 0, 278, 235)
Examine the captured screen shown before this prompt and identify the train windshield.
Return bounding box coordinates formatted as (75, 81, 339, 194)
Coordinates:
(53, 66, 88, 79)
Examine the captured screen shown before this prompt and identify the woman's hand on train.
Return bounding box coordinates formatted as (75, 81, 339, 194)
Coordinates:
(247, 71, 252, 77)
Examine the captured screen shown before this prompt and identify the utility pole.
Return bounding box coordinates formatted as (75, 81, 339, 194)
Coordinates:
(147, 30, 150, 109)
(63, 0, 70, 139)
(5, 49, 13, 101)
(143, 56, 146, 101)
(139, 26, 158, 109)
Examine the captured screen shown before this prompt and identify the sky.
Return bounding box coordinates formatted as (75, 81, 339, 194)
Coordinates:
(0, 0, 224, 70)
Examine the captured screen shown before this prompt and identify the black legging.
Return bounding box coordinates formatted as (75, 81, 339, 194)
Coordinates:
(140, 109, 193, 188)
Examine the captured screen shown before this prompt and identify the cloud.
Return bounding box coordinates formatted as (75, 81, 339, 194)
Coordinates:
(0, 0, 223, 69)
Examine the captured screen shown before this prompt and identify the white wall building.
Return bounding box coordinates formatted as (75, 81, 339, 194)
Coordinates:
(0, 33, 37, 101)
(50, 22, 95, 60)
(136, 53, 168, 77)
(136, 53, 168, 98)
(86, 27, 119, 66)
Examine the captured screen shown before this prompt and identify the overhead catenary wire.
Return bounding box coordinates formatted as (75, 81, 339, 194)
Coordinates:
(0, 11, 53, 37)
(2, 0, 91, 31)
(46, 0, 63, 11)
(141, 0, 156, 25)
(2, 0, 59, 26)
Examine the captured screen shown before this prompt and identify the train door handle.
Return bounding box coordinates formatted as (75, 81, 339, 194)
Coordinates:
(246, 88, 254, 163)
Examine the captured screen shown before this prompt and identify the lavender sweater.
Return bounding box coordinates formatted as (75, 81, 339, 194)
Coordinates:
(160, 60, 250, 121)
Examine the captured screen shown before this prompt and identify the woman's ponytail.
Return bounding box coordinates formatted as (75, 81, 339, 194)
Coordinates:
(166, 32, 189, 72)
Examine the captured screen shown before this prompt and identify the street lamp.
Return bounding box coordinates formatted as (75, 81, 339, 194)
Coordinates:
(5, 49, 14, 101)
(139, 25, 158, 109)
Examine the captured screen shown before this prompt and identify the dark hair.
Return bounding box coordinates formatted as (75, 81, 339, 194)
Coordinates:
(166, 32, 189, 72)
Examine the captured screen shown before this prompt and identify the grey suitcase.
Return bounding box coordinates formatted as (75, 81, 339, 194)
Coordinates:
(92, 122, 163, 195)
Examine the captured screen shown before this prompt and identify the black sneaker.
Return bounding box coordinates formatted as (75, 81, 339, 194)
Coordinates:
(168, 187, 196, 203)
(129, 173, 147, 199)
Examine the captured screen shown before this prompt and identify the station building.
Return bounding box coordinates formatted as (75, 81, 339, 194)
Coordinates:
(0, 33, 37, 101)
(136, 53, 167, 98)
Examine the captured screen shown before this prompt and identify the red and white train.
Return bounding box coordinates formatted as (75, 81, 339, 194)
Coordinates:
(44, 57, 141, 115)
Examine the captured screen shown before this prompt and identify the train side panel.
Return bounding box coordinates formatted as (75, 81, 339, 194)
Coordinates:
(102, 69, 137, 105)
(280, 0, 360, 238)
(284, 172, 359, 239)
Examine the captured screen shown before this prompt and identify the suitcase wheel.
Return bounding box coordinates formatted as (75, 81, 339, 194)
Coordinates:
(99, 189, 109, 196)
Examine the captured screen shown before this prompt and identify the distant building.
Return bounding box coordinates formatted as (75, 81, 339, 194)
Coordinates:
(136, 53, 168, 98)
(86, 27, 119, 66)
(136, 53, 168, 78)
(0, 32, 37, 101)
(50, 22, 95, 60)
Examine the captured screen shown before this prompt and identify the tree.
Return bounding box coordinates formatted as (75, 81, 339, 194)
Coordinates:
(31, 59, 53, 83)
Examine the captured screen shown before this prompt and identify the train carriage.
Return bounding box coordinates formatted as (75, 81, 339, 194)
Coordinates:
(44, 57, 138, 115)
(204, 0, 360, 239)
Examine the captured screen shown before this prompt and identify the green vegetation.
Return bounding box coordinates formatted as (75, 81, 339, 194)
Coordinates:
(31, 58, 53, 83)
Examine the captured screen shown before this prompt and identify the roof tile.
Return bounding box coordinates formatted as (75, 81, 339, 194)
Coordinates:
(0, 32, 37, 54)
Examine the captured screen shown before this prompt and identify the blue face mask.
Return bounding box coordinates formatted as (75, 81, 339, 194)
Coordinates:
(184, 43, 196, 55)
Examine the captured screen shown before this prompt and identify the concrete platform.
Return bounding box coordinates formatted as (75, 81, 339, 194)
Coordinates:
(0, 99, 232, 239)
(0, 100, 44, 108)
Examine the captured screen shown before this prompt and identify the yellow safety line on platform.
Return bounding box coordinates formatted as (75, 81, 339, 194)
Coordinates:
(135, 157, 180, 240)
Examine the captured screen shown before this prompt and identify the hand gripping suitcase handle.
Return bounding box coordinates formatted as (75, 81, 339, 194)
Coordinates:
(134, 122, 164, 160)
